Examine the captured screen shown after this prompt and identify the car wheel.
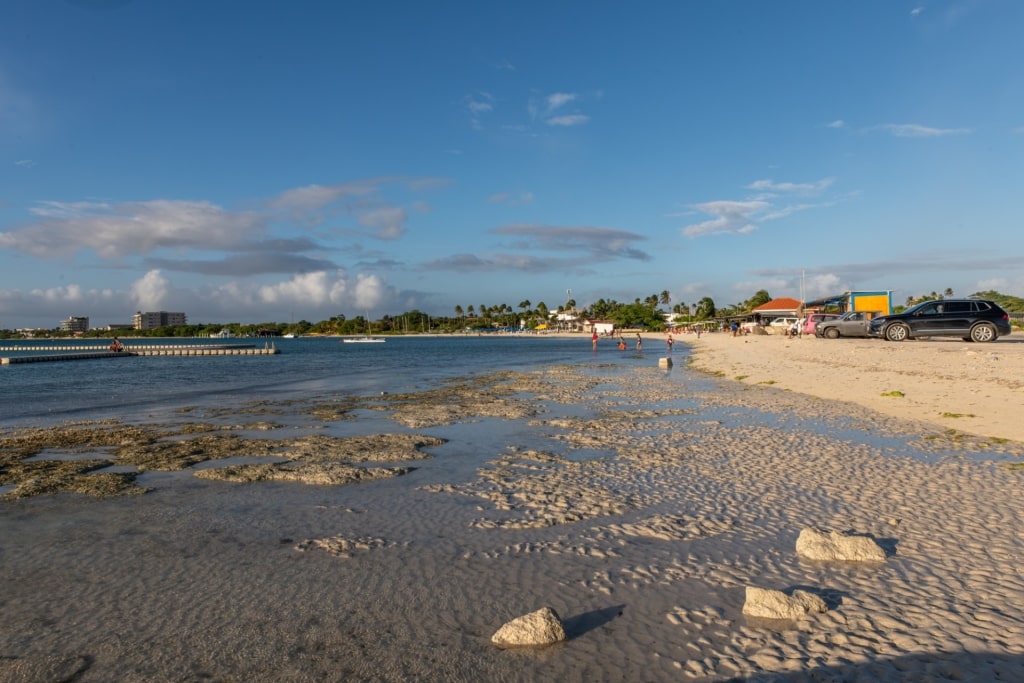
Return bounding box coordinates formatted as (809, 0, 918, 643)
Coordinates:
(885, 323, 910, 342)
(824, 328, 840, 339)
(970, 323, 997, 343)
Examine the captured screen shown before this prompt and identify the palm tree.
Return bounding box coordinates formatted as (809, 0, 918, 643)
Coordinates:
(660, 290, 671, 307)
(944, 288, 954, 298)
(695, 296, 716, 320)
(536, 301, 549, 322)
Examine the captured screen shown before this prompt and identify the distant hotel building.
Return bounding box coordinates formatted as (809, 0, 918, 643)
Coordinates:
(60, 316, 90, 333)
(133, 311, 187, 330)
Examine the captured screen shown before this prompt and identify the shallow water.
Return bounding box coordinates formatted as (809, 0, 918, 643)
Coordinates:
(0, 336, 650, 425)
(2, 338, 1023, 682)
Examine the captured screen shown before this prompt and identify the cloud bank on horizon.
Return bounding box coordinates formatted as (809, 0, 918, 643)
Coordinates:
(1, 1, 1022, 328)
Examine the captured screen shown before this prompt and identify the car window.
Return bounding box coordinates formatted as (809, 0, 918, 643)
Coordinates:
(919, 303, 940, 315)
(971, 301, 991, 312)
(944, 301, 970, 313)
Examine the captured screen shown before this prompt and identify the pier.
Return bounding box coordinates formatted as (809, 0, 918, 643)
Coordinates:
(1, 344, 279, 365)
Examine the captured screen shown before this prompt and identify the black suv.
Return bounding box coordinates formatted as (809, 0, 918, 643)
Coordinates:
(869, 299, 1012, 342)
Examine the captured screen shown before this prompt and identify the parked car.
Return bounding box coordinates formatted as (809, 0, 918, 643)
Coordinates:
(767, 317, 799, 332)
(802, 312, 841, 336)
(868, 299, 1011, 342)
(816, 311, 880, 338)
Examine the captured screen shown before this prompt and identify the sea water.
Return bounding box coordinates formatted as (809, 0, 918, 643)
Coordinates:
(0, 335, 666, 426)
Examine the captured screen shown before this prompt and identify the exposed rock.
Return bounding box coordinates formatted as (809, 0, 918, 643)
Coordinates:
(796, 527, 887, 562)
(491, 606, 566, 647)
(742, 586, 827, 621)
(194, 462, 411, 486)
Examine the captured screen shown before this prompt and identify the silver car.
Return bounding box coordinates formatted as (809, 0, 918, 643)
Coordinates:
(816, 311, 879, 339)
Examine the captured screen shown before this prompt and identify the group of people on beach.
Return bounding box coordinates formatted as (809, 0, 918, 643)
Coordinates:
(591, 332, 675, 352)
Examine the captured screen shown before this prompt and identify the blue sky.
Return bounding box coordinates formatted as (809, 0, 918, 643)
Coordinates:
(2, 0, 1022, 328)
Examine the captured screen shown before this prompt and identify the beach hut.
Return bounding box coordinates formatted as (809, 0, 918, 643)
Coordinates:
(750, 297, 803, 323)
(802, 291, 893, 316)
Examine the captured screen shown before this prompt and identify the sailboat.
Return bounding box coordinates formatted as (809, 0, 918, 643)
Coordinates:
(341, 313, 386, 343)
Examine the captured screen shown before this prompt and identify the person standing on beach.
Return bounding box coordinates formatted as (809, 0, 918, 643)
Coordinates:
(635, 333, 642, 351)
(592, 331, 599, 349)
(666, 334, 674, 352)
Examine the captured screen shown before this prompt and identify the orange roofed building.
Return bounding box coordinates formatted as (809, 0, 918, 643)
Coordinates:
(751, 298, 802, 319)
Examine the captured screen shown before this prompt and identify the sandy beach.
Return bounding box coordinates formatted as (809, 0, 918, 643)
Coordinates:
(2, 339, 1023, 682)
(683, 329, 1024, 443)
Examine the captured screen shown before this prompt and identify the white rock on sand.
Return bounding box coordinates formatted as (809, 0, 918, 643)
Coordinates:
(491, 606, 567, 647)
(795, 526, 887, 562)
(742, 586, 828, 620)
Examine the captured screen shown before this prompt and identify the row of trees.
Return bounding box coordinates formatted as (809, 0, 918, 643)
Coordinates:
(5, 289, 1020, 340)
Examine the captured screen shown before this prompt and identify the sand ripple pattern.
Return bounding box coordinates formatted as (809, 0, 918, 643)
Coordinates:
(2, 361, 1023, 681)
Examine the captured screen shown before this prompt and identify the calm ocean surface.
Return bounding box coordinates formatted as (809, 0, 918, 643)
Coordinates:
(0, 335, 673, 426)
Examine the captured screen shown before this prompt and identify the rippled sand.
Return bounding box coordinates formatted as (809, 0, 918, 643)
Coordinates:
(2, 358, 1023, 682)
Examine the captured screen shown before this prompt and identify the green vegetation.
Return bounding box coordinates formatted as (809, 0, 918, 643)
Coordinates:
(969, 290, 1024, 312)
(8, 288, 1021, 339)
(894, 288, 1024, 314)
(881, 390, 905, 397)
(940, 412, 976, 419)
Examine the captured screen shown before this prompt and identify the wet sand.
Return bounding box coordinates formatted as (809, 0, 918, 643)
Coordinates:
(2, 358, 1023, 682)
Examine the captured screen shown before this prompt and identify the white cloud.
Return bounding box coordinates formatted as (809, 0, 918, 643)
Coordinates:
(465, 92, 496, 129)
(761, 202, 831, 221)
(910, 6, 924, 16)
(14, 159, 35, 168)
(356, 206, 407, 240)
(271, 181, 377, 213)
(546, 92, 577, 111)
(826, 120, 846, 128)
(681, 200, 769, 237)
(248, 271, 394, 314)
(868, 123, 972, 137)
(546, 114, 589, 127)
(258, 271, 332, 306)
(804, 273, 843, 298)
(130, 270, 171, 311)
(353, 273, 387, 309)
(746, 178, 834, 195)
(0, 268, 407, 328)
(683, 176, 844, 237)
(2, 199, 265, 258)
(528, 91, 590, 126)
